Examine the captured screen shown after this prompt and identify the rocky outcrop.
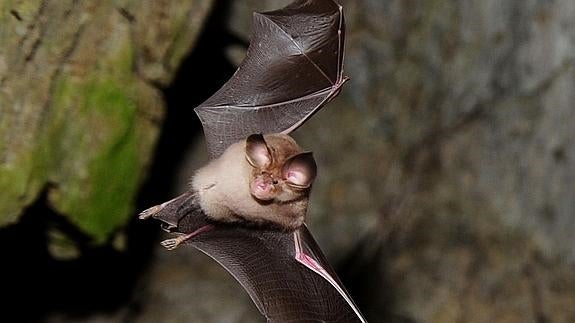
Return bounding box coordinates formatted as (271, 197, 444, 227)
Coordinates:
(0, 0, 213, 243)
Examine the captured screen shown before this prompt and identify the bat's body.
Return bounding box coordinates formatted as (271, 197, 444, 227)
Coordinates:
(193, 133, 315, 231)
(140, 0, 367, 322)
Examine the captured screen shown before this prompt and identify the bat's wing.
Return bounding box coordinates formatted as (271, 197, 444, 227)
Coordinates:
(195, 0, 348, 159)
(188, 225, 365, 322)
(140, 199, 366, 322)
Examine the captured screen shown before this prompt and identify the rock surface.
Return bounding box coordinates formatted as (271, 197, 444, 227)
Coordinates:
(225, 0, 575, 322)
(0, 0, 213, 242)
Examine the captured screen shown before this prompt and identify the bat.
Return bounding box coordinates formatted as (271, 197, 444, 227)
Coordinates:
(192, 133, 317, 232)
(139, 0, 366, 322)
(150, 133, 317, 250)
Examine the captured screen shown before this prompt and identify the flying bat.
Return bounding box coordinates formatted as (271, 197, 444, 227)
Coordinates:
(139, 0, 365, 322)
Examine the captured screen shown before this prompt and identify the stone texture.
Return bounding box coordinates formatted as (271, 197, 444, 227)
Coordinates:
(0, 0, 213, 242)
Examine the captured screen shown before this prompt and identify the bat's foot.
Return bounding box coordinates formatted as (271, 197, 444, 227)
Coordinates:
(138, 205, 163, 219)
(160, 224, 215, 250)
(160, 236, 184, 250)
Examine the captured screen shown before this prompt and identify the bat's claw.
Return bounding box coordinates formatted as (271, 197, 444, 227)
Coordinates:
(138, 205, 162, 219)
(139, 195, 185, 219)
(160, 237, 183, 250)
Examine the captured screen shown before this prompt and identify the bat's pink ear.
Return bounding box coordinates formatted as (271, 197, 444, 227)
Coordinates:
(245, 134, 272, 168)
(283, 152, 317, 189)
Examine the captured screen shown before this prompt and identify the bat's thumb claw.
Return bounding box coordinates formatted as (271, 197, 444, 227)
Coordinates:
(138, 205, 162, 219)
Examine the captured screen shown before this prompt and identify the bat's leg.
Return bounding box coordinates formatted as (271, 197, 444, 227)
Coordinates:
(160, 224, 215, 250)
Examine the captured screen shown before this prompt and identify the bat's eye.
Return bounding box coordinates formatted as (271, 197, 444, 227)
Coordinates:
(272, 179, 278, 185)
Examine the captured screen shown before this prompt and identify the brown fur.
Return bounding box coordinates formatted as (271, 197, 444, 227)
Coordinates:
(191, 134, 312, 231)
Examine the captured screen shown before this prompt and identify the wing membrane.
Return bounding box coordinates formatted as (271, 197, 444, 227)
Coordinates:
(195, 0, 347, 159)
(192, 225, 365, 322)
(141, 198, 366, 322)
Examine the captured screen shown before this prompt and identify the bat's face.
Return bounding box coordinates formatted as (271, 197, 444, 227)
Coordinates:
(245, 134, 317, 203)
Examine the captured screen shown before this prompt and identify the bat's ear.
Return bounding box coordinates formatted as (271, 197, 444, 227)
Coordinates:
(245, 134, 272, 168)
(283, 152, 317, 189)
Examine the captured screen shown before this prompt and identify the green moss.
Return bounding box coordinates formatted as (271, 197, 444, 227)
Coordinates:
(0, 160, 40, 225)
(82, 80, 140, 242)
(0, 103, 52, 225)
(101, 39, 135, 80)
(0, 2, 197, 242)
(49, 73, 142, 243)
(0, 3, 36, 224)
(17, 37, 148, 243)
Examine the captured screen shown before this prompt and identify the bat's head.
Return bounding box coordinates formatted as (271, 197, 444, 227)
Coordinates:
(245, 133, 317, 203)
